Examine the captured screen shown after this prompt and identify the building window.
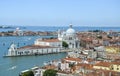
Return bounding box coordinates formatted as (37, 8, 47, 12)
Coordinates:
(37, 50, 39, 53)
(47, 49, 48, 53)
(117, 68, 119, 70)
(42, 49, 43, 53)
(56, 49, 58, 52)
(111, 68, 114, 70)
(69, 37, 72, 40)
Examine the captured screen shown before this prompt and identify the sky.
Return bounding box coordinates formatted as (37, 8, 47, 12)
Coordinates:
(0, 0, 120, 27)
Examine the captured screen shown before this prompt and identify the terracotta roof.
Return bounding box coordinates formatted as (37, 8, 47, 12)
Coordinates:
(38, 38, 60, 42)
(87, 58, 94, 62)
(90, 69, 120, 76)
(42, 65, 56, 69)
(18, 45, 58, 50)
(81, 37, 93, 42)
(77, 63, 93, 70)
(112, 62, 120, 65)
(94, 62, 111, 67)
(63, 57, 82, 62)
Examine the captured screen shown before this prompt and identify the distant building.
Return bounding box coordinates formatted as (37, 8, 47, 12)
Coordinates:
(14, 27, 23, 36)
(94, 46, 106, 58)
(107, 31, 120, 37)
(67, 51, 80, 58)
(60, 62, 70, 71)
(93, 62, 120, 72)
(105, 46, 120, 53)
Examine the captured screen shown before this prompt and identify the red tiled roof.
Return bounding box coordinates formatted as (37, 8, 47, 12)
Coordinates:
(42, 65, 56, 70)
(18, 45, 58, 50)
(112, 62, 120, 65)
(81, 38, 93, 42)
(87, 58, 94, 62)
(87, 69, 120, 76)
(77, 63, 93, 69)
(63, 57, 82, 62)
(94, 62, 111, 67)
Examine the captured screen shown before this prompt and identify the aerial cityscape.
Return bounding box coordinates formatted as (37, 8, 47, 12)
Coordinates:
(0, 0, 120, 76)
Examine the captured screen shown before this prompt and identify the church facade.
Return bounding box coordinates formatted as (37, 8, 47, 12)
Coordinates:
(58, 24, 80, 49)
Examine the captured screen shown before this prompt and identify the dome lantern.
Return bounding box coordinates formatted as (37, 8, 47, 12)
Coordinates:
(69, 24, 72, 28)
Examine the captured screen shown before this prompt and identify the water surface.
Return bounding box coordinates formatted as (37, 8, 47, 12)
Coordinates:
(0, 36, 67, 76)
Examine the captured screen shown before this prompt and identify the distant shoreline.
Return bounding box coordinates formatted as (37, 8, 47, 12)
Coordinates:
(0, 31, 58, 36)
(0, 29, 119, 37)
(0, 26, 119, 36)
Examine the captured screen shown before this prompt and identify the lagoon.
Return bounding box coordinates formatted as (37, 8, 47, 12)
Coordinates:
(0, 36, 67, 76)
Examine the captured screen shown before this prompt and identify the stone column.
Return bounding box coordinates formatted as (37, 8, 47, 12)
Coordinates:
(74, 42, 76, 48)
(78, 42, 80, 48)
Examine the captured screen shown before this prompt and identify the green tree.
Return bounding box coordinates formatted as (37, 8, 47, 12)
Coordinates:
(50, 37, 54, 39)
(62, 41, 68, 48)
(69, 63, 75, 68)
(43, 69, 57, 76)
(21, 70, 34, 76)
(97, 35, 102, 39)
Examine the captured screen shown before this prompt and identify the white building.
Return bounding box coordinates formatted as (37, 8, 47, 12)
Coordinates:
(60, 62, 70, 71)
(8, 44, 17, 56)
(7, 44, 60, 56)
(67, 51, 80, 58)
(14, 27, 23, 36)
(7, 38, 62, 56)
(58, 24, 80, 49)
(35, 38, 62, 48)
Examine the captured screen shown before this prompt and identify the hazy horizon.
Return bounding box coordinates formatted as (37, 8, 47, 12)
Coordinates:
(0, 0, 120, 27)
(0, 25, 120, 27)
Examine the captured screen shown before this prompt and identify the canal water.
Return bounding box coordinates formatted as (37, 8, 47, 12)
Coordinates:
(0, 36, 67, 76)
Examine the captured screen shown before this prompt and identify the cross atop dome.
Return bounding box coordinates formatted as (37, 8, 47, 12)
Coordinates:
(69, 24, 73, 28)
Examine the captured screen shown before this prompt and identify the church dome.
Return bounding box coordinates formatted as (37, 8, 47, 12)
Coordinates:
(66, 24, 76, 35)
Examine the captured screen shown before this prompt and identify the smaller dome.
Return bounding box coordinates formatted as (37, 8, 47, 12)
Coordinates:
(66, 24, 75, 35)
(66, 28, 75, 34)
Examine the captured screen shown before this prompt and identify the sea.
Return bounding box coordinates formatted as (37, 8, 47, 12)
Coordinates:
(0, 26, 120, 76)
(0, 26, 120, 32)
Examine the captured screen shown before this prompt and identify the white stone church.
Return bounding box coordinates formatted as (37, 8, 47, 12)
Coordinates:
(58, 24, 80, 49)
(7, 24, 80, 56)
(35, 24, 80, 49)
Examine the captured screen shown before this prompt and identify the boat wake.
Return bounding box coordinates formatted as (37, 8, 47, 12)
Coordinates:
(8, 66, 17, 70)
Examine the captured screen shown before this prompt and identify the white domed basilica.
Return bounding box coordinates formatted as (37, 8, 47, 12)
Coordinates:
(58, 24, 80, 49)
